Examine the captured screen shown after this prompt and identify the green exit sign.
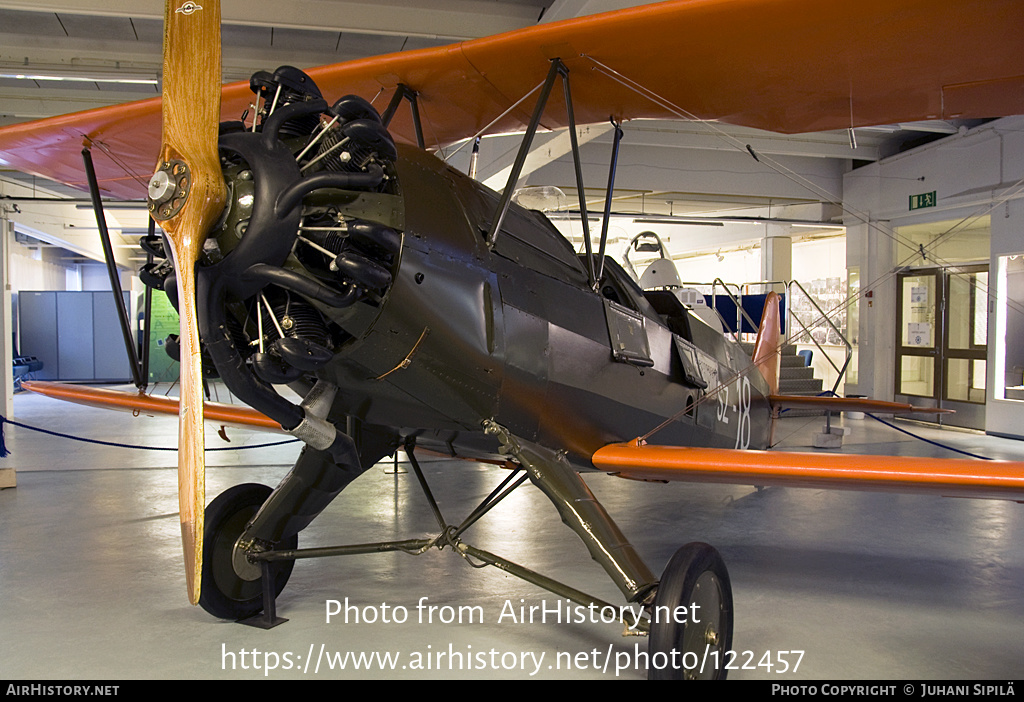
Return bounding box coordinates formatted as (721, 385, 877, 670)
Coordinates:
(909, 191, 937, 210)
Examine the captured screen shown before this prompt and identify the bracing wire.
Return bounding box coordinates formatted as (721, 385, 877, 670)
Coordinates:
(579, 54, 1022, 450)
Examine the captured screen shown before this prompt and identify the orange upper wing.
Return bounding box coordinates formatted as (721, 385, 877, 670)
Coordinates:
(1, 0, 1023, 199)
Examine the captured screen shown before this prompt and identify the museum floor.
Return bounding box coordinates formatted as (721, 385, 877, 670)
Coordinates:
(2, 385, 1023, 680)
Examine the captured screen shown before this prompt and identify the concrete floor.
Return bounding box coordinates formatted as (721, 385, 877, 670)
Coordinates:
(2, 385, 1023, 680)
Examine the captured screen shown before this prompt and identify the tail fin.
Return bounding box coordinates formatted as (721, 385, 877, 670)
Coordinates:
(751, 291, 781, 395)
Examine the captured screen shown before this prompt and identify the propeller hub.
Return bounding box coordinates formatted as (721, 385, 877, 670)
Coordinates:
(148, 159, 192, 220)
(148, 170, 175, 202)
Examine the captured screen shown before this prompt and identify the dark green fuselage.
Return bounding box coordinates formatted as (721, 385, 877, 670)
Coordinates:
(312, 144, 772, 468)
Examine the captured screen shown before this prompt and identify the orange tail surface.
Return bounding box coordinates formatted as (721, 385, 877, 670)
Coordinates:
(751, 291, 782, 395)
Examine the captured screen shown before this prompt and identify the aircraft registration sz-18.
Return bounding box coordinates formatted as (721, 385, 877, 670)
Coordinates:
(2, 0, 1024, 680)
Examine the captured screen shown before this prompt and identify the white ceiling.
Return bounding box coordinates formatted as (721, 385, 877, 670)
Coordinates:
(0, 0, 558, 124)
(0, 0, 981, 268)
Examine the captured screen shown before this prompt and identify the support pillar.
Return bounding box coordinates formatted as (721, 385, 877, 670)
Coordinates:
(761, 225, 792, 292)
(1, 215, 15, 489)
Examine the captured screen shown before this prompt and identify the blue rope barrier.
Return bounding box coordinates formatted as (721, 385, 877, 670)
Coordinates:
(805, 390, 993, 461)
(0, 415, 299, 458)
(865, 413, 992, 461)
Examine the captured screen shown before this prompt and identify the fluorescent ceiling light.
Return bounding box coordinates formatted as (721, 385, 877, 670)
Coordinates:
(0, 68, 157, 85)
(633, 218, 724, 226)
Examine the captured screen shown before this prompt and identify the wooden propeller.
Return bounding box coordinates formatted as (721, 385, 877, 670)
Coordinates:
(148, 0, 226, 605)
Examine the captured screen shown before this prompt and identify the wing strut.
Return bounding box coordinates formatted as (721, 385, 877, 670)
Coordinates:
(594, 119, 624, 284)
(381, 84, 425, 150)
(485, 58, 599, 289)
(486, 60, 562, 250)
(82, 146, 145, 390)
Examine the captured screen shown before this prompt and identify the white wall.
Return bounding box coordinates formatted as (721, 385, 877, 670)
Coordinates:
(82, 264, 114, 291)
(844, 116, 1024, 436)
(793, 237, 845, 279)
(674, 249, 761, 286)
(9, 249, 69, 292)
(989, 197, 1024, 438)
(8, 238, 71, 292)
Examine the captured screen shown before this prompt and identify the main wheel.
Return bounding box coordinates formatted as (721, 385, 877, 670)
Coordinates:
(648, 542, 733, 680)
(199, 483, 298, 620)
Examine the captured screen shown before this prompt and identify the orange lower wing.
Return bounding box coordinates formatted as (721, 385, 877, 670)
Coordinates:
(591, 443, 1024, 502)
(20, 381, 282, 433)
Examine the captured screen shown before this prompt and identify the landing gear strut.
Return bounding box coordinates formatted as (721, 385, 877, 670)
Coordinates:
(200, 425, 735, 681)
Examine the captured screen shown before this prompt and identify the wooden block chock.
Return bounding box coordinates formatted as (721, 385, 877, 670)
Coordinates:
(0, 467, 16, 489)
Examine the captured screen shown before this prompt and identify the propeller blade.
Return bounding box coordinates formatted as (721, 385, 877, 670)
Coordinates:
(149, 0, 226, 605)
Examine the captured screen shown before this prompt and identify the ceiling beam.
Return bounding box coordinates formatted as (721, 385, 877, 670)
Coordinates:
(540, 0, 631, 24)
(480, 123, 614, 191)
(604, 121, 882, 161)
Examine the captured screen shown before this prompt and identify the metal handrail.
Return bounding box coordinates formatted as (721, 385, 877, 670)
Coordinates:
(787, 302, 848, 389)
(681, 278, 852, 395)
(708, 278, 759, 342)
(785, 278, 852, 396)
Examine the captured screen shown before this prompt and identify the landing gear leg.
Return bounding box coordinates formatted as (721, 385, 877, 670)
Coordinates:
(483, 421, 734, 679)
(199, 434, 380, 622)
(648, 542, 733, 680)
(483, 421, 657, 605)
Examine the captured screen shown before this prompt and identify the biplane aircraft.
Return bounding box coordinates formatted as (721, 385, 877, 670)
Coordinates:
(2, 0, 1024, 680)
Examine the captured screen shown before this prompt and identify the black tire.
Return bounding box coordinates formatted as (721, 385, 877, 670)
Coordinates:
(648, 542, 733, 680)
(199, 483, 297, 620)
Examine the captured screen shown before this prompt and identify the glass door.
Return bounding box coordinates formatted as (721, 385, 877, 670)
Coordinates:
(944, 266, 988, 405)
(896, 270, 939, 403)
(895, 266, 988, 429)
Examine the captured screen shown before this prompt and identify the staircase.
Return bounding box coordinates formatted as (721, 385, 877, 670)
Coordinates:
(779, 347, 823, 395)
(742, 343, 825, 414)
